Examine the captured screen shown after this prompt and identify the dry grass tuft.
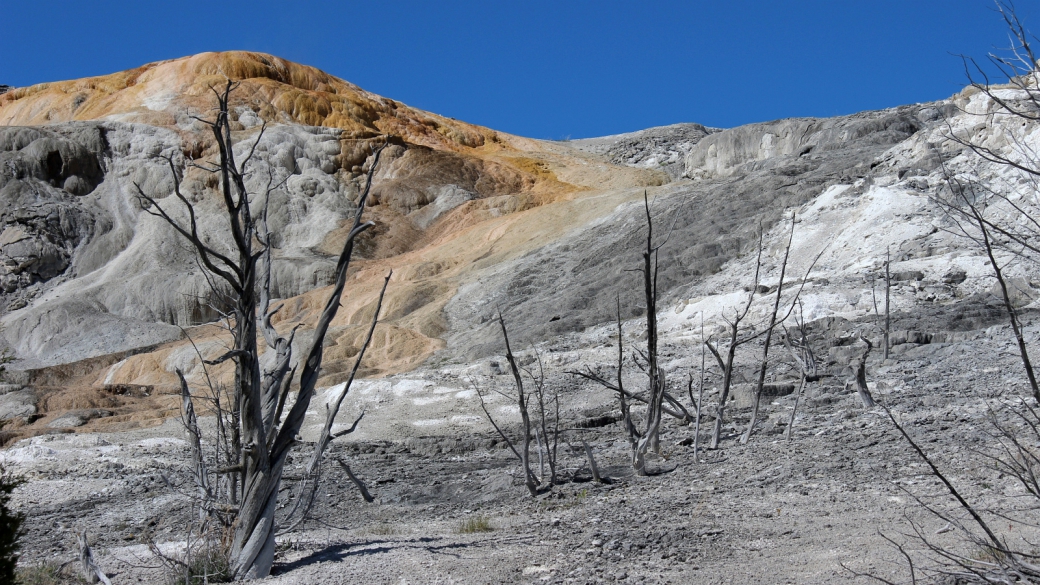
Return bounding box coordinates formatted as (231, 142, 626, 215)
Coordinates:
(456, 515, 493, 534)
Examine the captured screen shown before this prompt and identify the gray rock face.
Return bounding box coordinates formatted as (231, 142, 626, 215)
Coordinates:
(569, 123, 719, 179)
(0, 388, 35, 421)
(0, 125, 107, 300)
(443, 103, 948, 361)
(0, 117, 535, 368)
(682, 105, 942, 180)
(0, 121, 371, 366)
(605, 123, 718, 177)
(47, 408, 113, 428)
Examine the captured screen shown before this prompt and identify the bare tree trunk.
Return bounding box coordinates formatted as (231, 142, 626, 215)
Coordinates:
(534, 428, 545, 482)
(549, 384, 560, 485)
(175, 370, 225, 523)
(497, 311, 540, 495)
(850, 336, 875, 408)
(336, 458, 375, 503)
(707, 337, 737, 450)
(640, 194, 666, 462)
(282, 272, 391, 530)
(741, 217, 795, 444)
(884, 246, 891, 361)
(693, 314, 706, 461)
(78, 531, 111, 585)
(784, 376, 807, 441)
(970, 201, 1040, 404)
(708, 230, 765, 449)
(567, 192, 675, 475)
(782, 304, 818, 441)
(531, 354, 558, 486)
(581, 436, 603, 483)
(137, 81, 392, 580)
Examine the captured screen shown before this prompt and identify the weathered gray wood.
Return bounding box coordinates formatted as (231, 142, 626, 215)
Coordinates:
(581, 437, 603, 483)
(693, 315, 706, 461)
(707, 236, 761, 450)
(883, 246, 891, 361)
(282, 271, 391, 530)
(138, 81, 390, 580)
(336, 458, 375, 503)
(741, 217, 795, 445)
(77, 531, 111, 585)
(849, 336, 876, 408)
(498, 311, 540, 496)
(567, 193, 673, 475)
(176, 370, 212, 511)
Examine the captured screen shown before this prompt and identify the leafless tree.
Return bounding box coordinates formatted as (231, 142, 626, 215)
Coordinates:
(934, 164, 1040, 404)
(280, 271, 392, 531)
(781, 303, 819, 441)
(690, 313, 707, 461)
(704, 234, 763, 450)
(868, 4, 1040, 582)
(740, 216, 796, 444)
(136, 80, 390, 579)
(705, 218, 823, 448)
(884, 247, 892, 360)
(570, 193, 692, 475)
(77, 531, 111, 585)
(934, 1, 1040, 402)
(476, 311, 559, 495)
(846, 336, 876, 408)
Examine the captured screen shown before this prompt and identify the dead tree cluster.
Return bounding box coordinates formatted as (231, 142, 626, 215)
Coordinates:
(136, 81, 390, 580)
(701, 218, 825, 449)
(476, 311, 561, 495)
(561, 193, 833, 479)
(570, 194, 694, 475)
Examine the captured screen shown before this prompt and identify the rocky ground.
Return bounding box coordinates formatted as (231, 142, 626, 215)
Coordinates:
(7, 300, 1040, 584)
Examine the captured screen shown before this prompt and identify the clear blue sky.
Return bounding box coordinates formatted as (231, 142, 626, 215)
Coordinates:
(2, 1, 1038, 139)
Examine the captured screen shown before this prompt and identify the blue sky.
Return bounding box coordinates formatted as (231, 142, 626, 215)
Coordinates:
(2, 1, 1038, 139)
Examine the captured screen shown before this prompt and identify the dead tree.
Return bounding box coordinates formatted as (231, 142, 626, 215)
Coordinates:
(527, 351, 560, 486)
(934, 2, 1040, 404)
(704, 233, 764, 450)
(136, 80, 389, 579)
(740, 216, 795, 444)
(867, 401, 1040, 584)
(579, 436, 603, 483)
(781, 303, 819, 441)
(691, 313, 707, 461)
(476, 311, 559, 495)
(706, 221, 823, 448)
(570, 193, 688, 475)
(935, 167, 1040, 405)
(868, 5, 1040, 582)
(884, 247, 891, 360)
(740, 215, 825, 444)
(870, 247, 893, 362)
(846, 336, 876, 408)
(77, 531, 111, 585)
(280, 271, 392, 530)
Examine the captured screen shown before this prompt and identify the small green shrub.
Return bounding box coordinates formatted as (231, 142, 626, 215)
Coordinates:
(456, 515, 493, 534)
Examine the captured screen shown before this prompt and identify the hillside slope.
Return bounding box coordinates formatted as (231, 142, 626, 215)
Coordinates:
(0, 52, 1030, 447)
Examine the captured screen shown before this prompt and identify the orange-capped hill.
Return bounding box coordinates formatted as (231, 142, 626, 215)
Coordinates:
(0, 51, 504, 153)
